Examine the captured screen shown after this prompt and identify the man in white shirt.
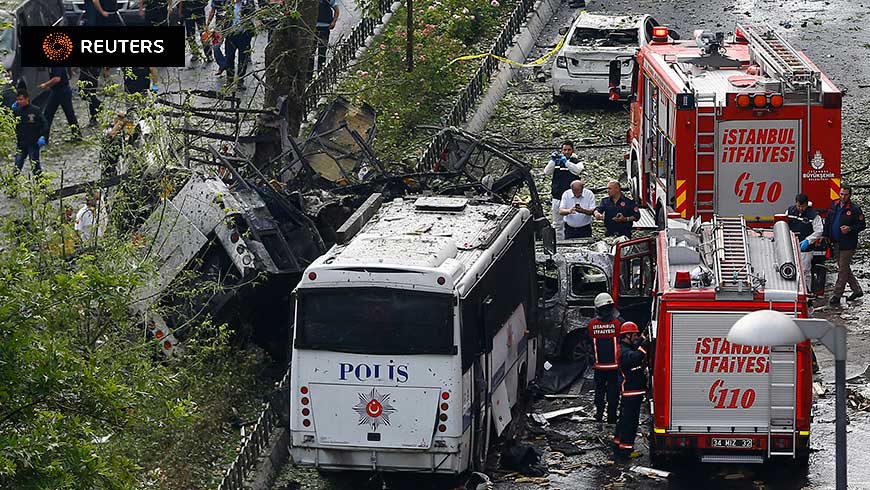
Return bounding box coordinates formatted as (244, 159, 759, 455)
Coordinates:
(559, 179, 596, 238)
(544, 140, 584, 240)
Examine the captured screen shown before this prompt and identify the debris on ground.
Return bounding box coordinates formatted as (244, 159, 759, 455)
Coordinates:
(846, 364, 870, 384)
(630, 465, 672, 479)
(544, 394, 580, 399)
(540, 406, 585, 420)
(500, 441, 548, 477)
(535, 359, 587, 393)
(568, 414, 598, 423)
(529, 413, 550, 427)
(465, 472, 494, 490)
(813, 381, 827, 398)
(847, 387, 870, 411)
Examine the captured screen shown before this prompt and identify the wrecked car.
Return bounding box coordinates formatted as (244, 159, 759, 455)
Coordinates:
(536, 238, 616, 361)
(551, 13, 659, 98)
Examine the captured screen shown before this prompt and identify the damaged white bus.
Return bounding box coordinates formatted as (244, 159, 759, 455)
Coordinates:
(289, 194, 542, 473)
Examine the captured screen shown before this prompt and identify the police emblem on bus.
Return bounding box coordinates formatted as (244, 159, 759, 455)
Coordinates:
(353, 388, 396, 430)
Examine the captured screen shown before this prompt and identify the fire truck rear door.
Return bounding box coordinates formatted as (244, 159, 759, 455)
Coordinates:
(715, 120, 802, 218)
(612, 236, 655, 330)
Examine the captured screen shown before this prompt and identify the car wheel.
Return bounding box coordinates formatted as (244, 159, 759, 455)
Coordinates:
(561, 330, 591, 362)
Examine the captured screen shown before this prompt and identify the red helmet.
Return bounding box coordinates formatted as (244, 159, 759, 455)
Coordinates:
(620, 321, 639, 335)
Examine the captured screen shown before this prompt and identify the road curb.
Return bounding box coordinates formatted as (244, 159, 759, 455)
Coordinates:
(464, 0, 563, 133)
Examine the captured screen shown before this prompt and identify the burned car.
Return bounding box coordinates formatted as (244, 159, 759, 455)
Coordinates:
(537, 238, 616, 361)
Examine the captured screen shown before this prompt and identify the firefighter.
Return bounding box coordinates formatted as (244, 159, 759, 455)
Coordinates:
(786, 193, 823, 289)
(587, 292, 622, 423)
(613, 321, 647, 458)
(544, 141, 584, 240)
(824, 184, 865, 306)
(594, 180, 640, 238)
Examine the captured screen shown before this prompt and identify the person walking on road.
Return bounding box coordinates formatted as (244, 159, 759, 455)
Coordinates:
(180, 0, 212, 62)
(559, 178, 595, 238)
(613, 321, 647, 458)
(39, 67, 81, 144)
(90, 0, 122, 26)
(222, 0, 258, 90)
(786, 193, 823, 289)
(824, 185, 865, 306)
(124, 67, 159, 99)
(310, 0, 339, 73)
(78, 66, 103, 127)
(11, 90, 47, 176)
(206, 0, 231, 75)
(587, 292, 623, 424)
(544, 140, 584, 240)
(594, 180, 640, 239)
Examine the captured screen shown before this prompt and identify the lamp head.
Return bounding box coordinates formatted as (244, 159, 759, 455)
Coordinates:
(727, 310, 807, 346)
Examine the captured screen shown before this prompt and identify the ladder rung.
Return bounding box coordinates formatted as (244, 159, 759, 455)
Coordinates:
(769, 452, 796, 457)
(697, 171, 715, 175)
(771, 383, 796, 388)
(770, 360, 796, 364)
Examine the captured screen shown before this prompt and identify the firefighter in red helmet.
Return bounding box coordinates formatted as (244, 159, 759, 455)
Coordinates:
(613, 321, 647, 458)
(587, 292, 623, 423)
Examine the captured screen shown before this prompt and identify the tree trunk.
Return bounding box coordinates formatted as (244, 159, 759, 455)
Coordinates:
(256, 0, 319, 168)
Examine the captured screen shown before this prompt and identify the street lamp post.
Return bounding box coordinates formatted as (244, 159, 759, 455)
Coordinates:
(728, 310, 847, 490)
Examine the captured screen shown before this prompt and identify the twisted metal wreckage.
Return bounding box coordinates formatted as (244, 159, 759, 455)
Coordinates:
(81, 90, 556, 358)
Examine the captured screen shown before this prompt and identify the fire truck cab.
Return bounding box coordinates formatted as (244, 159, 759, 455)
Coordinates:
(617, 23, 841, 226)
(613, 215, 812, 465)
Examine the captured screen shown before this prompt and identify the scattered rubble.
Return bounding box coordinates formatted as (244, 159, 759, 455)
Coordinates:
(629, 465, 671, 480)
(540, 406, 586, 421)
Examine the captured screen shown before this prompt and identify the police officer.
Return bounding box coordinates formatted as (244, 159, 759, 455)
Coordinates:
(594, 180, 640, 238)
(544, 140, 584, 240)
(824, 185, 865, 306)
(39, 67, 81, 144)
(587, 292, 623, 423)
(786, 193, 823, 288)
(11, 90, 47, 176)
(613, 321, 647, 458)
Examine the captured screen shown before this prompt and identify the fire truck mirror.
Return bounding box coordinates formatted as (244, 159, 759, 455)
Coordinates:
(668, 29, 681, 40)
(608, 60, 622, 88)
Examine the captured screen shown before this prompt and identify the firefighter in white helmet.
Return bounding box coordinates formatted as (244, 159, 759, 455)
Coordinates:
(613, 321, 647, 458)
(586, 292, 623, 423)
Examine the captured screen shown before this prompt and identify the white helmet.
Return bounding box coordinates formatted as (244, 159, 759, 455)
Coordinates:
(594, 292, 615, 308)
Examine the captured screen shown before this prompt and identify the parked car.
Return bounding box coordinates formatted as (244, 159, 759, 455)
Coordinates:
(1, 0, 65, 105)
(551, 13, 658, 99)
(63, 0, 141, 26)
(536, 238, 616, 361)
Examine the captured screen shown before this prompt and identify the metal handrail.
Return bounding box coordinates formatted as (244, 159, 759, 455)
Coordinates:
(418, 0, 536, 170)
(216, 367, 291, 490)
(303, 0, 396, 115)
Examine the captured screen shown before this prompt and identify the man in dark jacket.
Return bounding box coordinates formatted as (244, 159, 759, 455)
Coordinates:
(12, 90, 47, 175)
(594, 180, 641, 238)
(613, 321, 647, 458)
(587, 292, 623, 424)
(824, 185, 866, 305)
(39, 67, 81, 143)
(221, 0, 257, 89)
(310, 0, 339, 73)
(787, 193, 823, 288)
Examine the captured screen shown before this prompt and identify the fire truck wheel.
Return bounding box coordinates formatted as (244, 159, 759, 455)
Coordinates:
(561, 330, 591, 363)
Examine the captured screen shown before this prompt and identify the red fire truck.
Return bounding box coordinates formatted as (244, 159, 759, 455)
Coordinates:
(615, 23, 841, 225)
(612, 215, 813, 464)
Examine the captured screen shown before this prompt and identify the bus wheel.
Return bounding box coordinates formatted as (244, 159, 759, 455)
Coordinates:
(561, 331, 591, 363)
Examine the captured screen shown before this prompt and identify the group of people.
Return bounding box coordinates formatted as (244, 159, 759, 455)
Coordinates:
(586, 292, 648, 458)
(786, 188, 865, 306)
(546, 140, 641, 241)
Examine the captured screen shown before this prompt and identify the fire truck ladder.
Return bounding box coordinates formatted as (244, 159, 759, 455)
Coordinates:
(712, 215, 751, 292)
(694, 93, 718, 214)
(768, 345, 798, 458)
(737, 23, 821, 90)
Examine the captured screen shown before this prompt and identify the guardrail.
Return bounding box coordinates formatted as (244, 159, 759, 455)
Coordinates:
(418, 0, 536, 170)
(216, 367, 290, 490)
(303, 0, 396, 115)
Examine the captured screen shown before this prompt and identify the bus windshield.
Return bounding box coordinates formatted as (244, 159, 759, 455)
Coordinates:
(296, 288, 455, 355)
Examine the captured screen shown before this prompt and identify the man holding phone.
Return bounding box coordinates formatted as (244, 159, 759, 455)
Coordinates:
(594, 180, 640, 238)
(559, 179, 595, 238)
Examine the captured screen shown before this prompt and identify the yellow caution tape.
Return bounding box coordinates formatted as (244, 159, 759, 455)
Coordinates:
(445, 33, 567, 69)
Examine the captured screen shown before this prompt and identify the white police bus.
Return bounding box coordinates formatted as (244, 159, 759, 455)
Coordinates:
(289, 194, 542, 473)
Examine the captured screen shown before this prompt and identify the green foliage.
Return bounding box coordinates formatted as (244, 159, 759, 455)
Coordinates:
(0, 94, 274, 489)
(336, 0, 517, 162)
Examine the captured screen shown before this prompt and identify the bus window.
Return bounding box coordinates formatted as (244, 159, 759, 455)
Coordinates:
(570, 264, 608, 299)
(296, 288, 455, 355)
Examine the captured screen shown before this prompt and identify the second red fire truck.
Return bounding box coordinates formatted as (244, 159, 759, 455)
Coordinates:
(614, 23, 842, 225)
(612, 215, 813, 464)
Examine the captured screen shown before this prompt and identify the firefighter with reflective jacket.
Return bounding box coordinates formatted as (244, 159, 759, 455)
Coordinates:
(587, 292, 623, 423)
(614, 321, 647, 457)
